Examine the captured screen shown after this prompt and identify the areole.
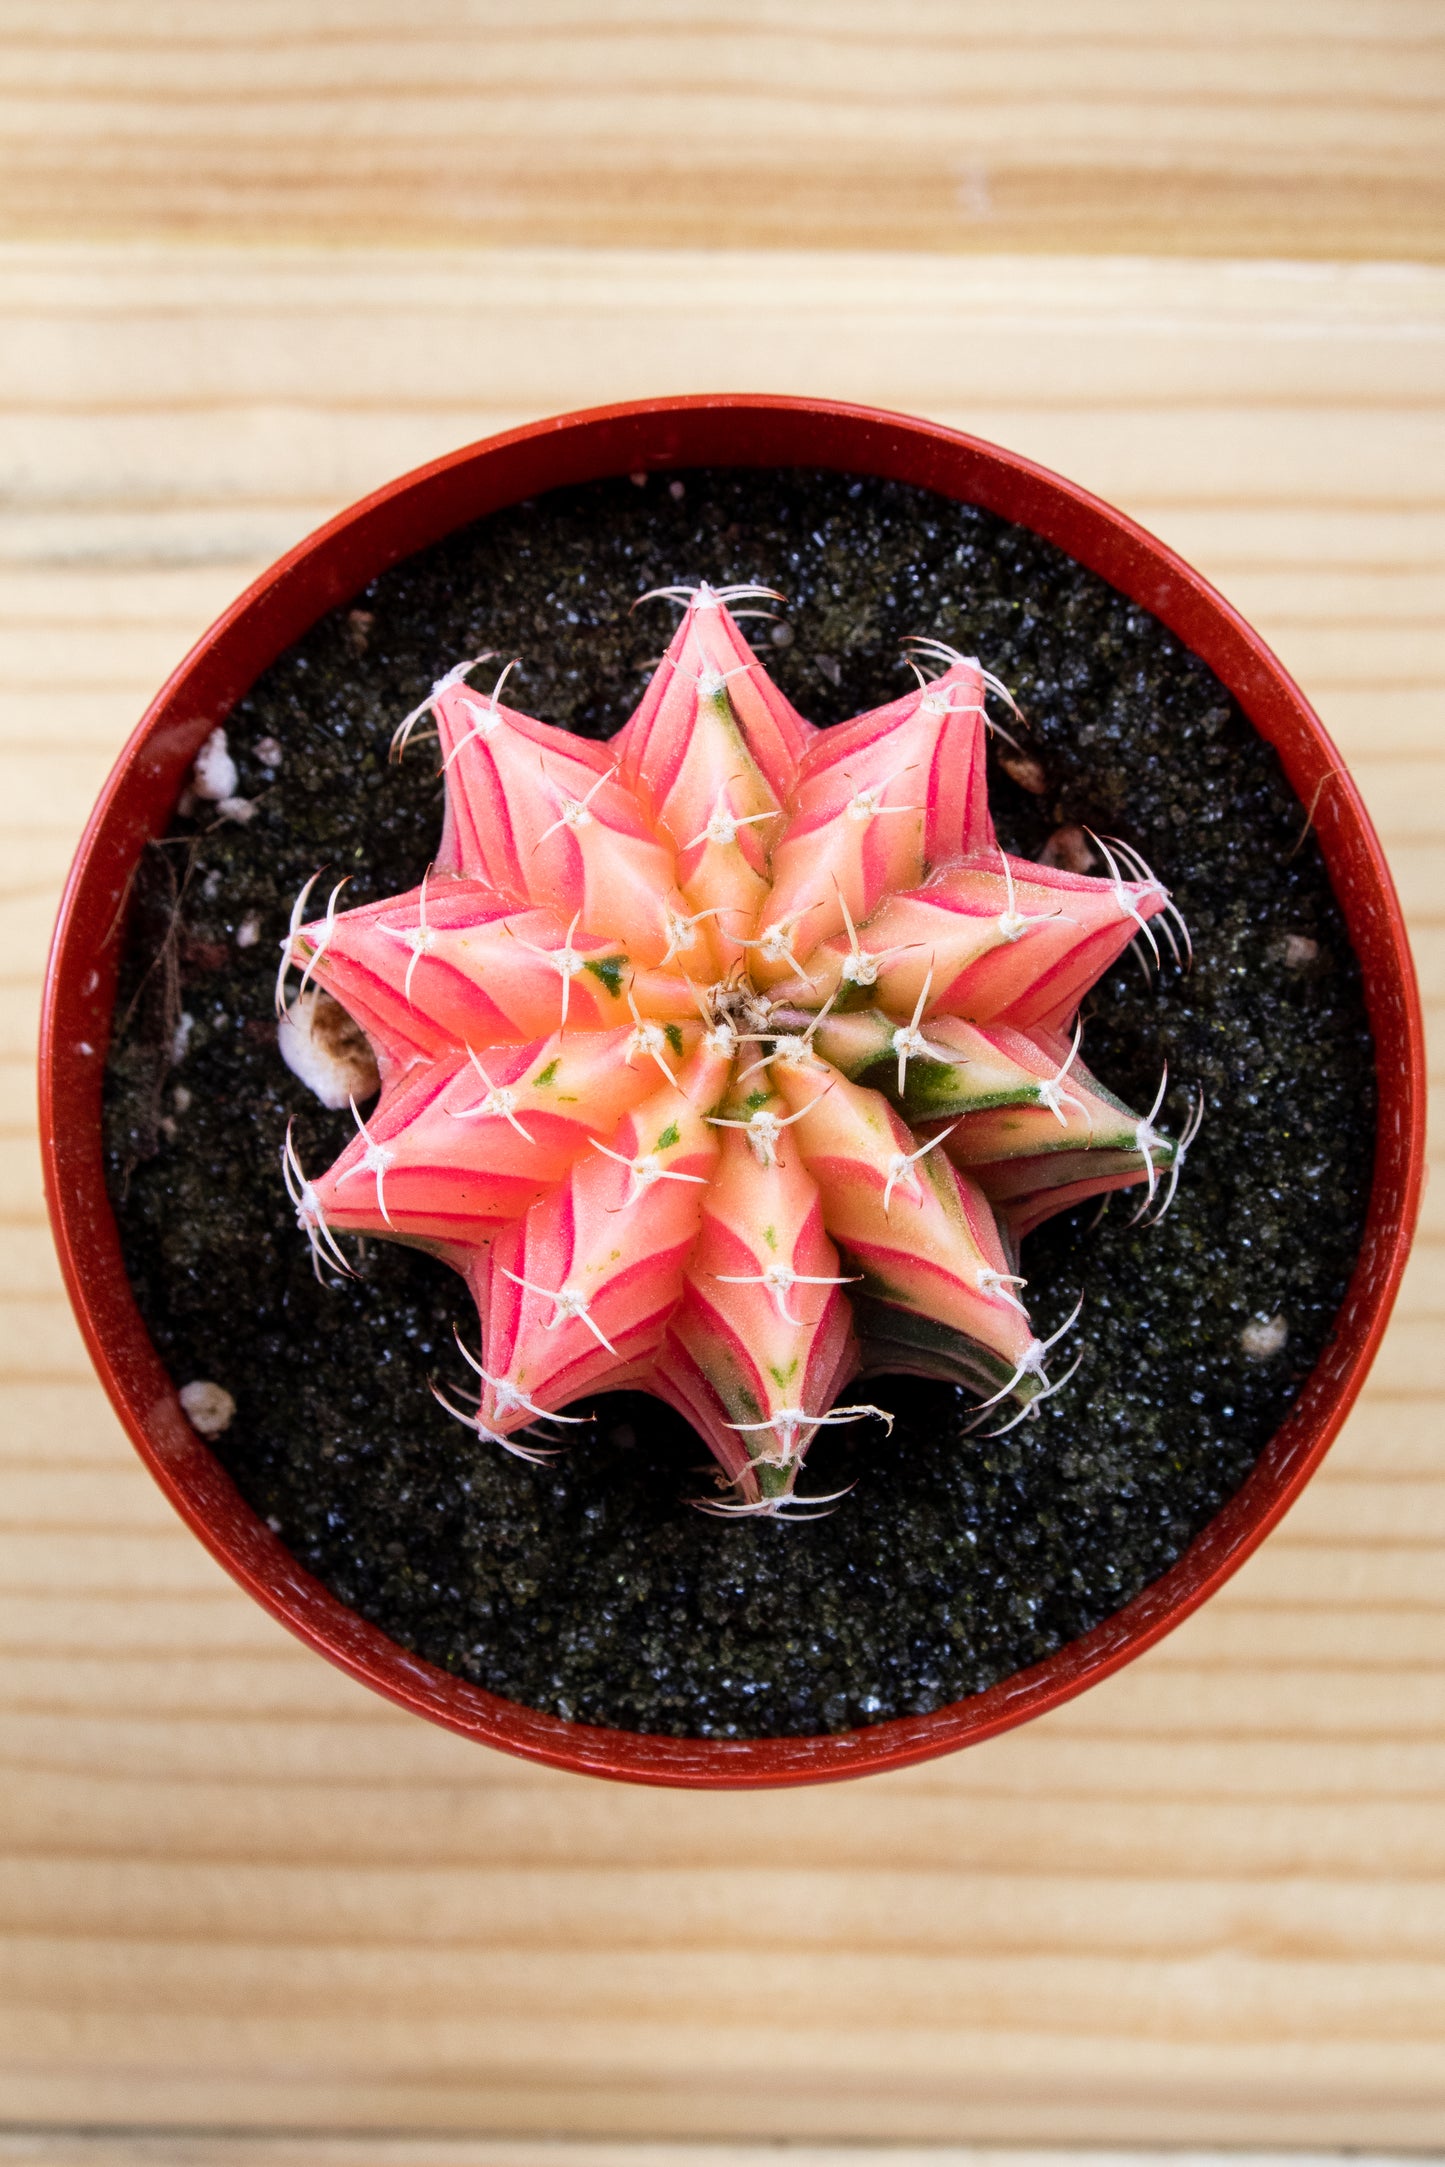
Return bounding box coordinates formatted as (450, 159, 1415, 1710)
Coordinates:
(39, 396, 1425, 1788)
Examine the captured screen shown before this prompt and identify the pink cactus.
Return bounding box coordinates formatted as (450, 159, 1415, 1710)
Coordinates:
(277, 583, 1194, 1514)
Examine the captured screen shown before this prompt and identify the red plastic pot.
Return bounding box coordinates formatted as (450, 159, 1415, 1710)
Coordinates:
(40, 396, 1425, 1788)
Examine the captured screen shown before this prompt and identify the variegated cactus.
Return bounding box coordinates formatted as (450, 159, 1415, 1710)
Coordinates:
(277, 583, 1197, 1516)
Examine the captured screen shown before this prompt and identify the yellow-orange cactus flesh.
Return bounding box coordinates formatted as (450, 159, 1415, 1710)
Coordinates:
(615, 611, 794, 973)
(665, 1129, 860, 1501)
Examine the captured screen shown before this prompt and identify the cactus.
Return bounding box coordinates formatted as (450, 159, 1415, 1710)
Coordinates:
(277, 584, 1195, 1514)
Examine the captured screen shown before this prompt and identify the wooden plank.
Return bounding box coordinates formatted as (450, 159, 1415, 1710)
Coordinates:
(0, 2149, 1404, 2167)
(0, 244, 1442, 2144)
(0, 2150, 1405, 2167)
(0, 3, 1442, 261)
(0, 2148, 1412, 2167)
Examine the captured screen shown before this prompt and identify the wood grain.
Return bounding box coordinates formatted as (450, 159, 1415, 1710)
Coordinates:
(0, 2151, 1423, 2167)
(1, 244, 1443, 2145)
(1, 2, 1443, 261)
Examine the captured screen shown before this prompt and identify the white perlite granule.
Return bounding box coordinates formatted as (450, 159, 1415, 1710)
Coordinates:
(179, 1379, 236, 1437)
(278, 987, 381, 1110)
(1241, 1313, 1289, 1359)
(190, 726, 238, 803)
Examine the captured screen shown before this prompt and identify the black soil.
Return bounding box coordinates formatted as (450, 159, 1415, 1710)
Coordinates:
(105, 469, 1375, 1738)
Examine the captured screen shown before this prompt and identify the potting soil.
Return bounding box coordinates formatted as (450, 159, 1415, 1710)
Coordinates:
(105, 469, 1376, 1738)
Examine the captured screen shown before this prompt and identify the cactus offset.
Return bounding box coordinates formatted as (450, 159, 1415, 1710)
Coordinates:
(278, 584, 1193, 1514)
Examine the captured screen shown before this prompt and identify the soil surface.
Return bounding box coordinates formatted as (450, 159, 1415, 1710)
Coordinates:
(105, 468, 1375, 1739)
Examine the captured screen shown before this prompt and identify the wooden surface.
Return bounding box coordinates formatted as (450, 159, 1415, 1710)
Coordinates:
(1, 1, 1443, 262)
(0, 2153, 1422, 2167)
(1, 239, 1442, 2146)
(0, 2149, 1425, 2167)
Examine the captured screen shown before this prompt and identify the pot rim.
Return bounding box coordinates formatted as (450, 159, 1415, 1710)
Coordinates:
(38, 393, 1426, 1788)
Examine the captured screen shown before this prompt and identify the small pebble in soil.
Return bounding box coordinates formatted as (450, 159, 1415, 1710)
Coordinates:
(997, 749, 1049, 794)
(1277, 933, 1322, 969)
(1240, 1314, 1290, 1360)
(190, 727, 237, 804)
(277, 988, 381, 1109)
(179, 1379, 237, 1437)
(1040, 824, 1097, 873)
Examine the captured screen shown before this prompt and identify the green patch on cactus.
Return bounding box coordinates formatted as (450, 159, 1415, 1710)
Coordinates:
(583, 954, 626, 997)
(893, 1060, 1038, 1120)
(851, 1292, 1038, 1404)
(755, 1459, 796, 1500)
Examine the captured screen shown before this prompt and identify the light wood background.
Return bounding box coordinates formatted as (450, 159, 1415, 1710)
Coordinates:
(2, 6, 1443, 2158)
(2, 0, 1443, 260)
